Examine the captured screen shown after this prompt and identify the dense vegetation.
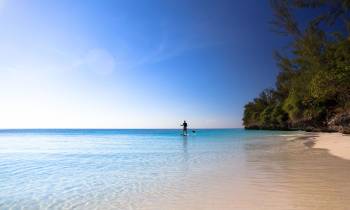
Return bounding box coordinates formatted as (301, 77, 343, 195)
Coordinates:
(243, 0, 350, 132)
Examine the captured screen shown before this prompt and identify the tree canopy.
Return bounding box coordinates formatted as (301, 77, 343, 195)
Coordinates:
(243, 0, 350, 130)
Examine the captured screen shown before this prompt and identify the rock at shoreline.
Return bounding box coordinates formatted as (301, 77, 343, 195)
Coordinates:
(328, 113, 350, 134)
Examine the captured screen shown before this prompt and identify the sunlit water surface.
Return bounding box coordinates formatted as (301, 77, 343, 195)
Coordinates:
(0, 129, 350, 210)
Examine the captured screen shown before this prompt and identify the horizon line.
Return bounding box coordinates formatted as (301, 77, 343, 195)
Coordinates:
(0, 127, 243, 130)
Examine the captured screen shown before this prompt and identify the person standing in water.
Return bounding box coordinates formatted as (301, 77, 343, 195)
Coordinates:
(181, 120, 188, 136)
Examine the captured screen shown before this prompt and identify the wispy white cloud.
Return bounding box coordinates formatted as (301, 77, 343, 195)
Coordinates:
(0, 47, 118, 77)
(131, 38, 196, 68)
(73, 48, 117, 75)
(130, 21, 226, 68)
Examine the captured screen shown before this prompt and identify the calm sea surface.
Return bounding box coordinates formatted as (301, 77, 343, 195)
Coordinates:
(0, 129, 350, 210)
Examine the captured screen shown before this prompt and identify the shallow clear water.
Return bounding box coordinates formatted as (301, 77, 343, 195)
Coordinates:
(0, 129, 350, 210)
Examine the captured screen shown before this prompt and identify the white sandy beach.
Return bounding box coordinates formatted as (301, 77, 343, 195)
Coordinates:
(314, 132, 350, 161)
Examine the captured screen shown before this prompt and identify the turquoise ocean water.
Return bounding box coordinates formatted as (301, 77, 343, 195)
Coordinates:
(1, 129, 350, 210)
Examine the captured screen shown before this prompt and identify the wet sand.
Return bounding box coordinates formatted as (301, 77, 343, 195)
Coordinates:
(134, 133, 350, 210)
(314, 132, 350, 160)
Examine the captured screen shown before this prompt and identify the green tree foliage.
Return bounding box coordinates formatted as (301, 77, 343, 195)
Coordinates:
(243, 0, 350, 129)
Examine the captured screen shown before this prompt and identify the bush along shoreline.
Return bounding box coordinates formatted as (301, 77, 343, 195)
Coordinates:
(243, 0, 350, 134)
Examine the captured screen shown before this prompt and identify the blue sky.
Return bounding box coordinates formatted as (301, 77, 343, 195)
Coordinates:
(0, 0, 286, 128)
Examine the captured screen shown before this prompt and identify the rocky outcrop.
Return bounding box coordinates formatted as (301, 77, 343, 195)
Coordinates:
(328, 112, 350, 134)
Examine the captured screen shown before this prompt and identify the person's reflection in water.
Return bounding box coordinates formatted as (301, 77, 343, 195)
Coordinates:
(183, 135, 188, 153)
(182, 135, 189, 173)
